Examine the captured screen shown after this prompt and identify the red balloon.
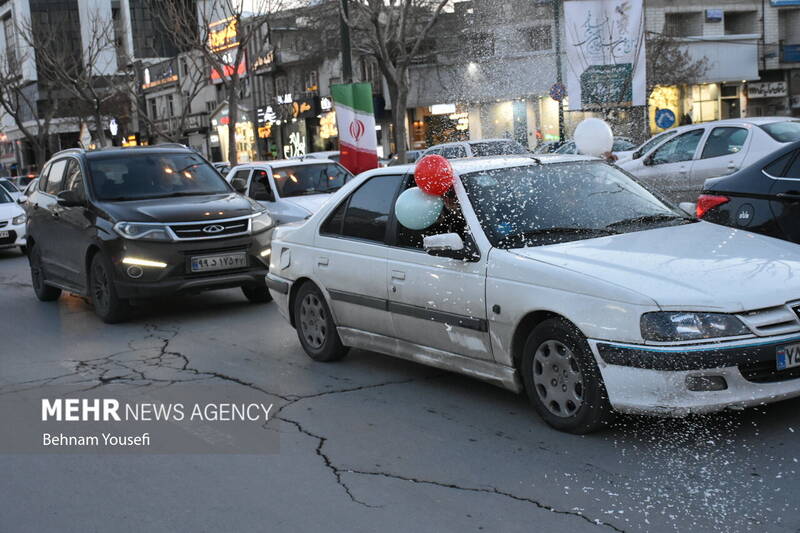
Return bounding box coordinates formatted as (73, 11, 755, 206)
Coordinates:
(414, 155, 455, 196)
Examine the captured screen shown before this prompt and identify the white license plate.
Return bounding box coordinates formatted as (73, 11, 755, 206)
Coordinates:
(190, 252, 248, 273)
(776, 343, 800, 371)
(0, 231, 8, 239)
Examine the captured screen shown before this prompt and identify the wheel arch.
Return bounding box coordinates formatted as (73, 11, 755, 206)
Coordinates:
(511, 310, 573, 369)
(287, 276, 314, 328)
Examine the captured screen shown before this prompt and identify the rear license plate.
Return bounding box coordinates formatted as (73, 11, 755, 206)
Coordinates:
(776, 343, 800, 371)
(190, 252, 248, 273)
(0, 231, 8, 239)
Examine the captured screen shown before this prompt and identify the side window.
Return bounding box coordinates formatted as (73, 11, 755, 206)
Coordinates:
(784, 151, 800, 179)
(45, 159, 68, 195)
(764, 151, 794, 177)
(64, 159, 86, 198)
(701, 127, 748, 159)
(441, 146, 467, 159)
(334, 174, 403, 242)
(37, 162, 52, 192)
(651, 130, 703, 165)
(395, 176, 468, 249)
(320, 198, 347, 235)
(248, 169, 274, 201)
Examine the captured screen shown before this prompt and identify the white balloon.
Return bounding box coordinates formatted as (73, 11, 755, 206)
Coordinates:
(574, 118, 613, 157)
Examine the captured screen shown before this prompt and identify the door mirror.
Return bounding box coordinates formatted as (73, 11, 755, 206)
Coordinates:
(230, 178, 248, 193)
(56, 189, 84, 207)
(423, 233, 480, 262)
(642, 154, 654, 166)
(17, 196, 26, 205)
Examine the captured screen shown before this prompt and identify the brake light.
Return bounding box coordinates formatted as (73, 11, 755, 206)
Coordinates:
(696, 194, 730, 219)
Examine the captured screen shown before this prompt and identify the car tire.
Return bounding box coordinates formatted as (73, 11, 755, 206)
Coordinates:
(19, 245, 27, 255)
(89, 253, 130, 324)
(242, 282, 273, 303)
(521, 318, 615, 434)
(293, 282, 348, 362)
(28, 242, 61, 302)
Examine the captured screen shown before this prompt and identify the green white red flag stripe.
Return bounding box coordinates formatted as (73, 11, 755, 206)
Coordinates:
(330, 82, 379, 175)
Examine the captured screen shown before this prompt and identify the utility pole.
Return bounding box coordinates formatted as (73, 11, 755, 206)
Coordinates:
(553, 0, 565, 141)
(340, 0, 353, 83)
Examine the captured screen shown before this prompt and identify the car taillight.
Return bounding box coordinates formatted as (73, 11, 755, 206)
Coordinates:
(696, 194, 729, 219)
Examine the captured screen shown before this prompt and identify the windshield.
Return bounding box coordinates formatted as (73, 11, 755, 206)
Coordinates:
(272, 163, 352, 198)
(89, 153, 231, 201)
(470, 140, 529, 157)
(0, 180, 18, 193)
(635, 131, 677, 157)
(461, 162, 691, 248)
(0, 187, 11, 203)
(760, 120, 800, 142)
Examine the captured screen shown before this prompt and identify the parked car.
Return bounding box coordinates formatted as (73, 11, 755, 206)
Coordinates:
(697, 140, 800, 244)
(387, 150, 424, 166)
(295, 151, 340, 163)
(10, 174, 37, 189)
(554, 137, 637, 157)
(532, 141, 565, 154)
(615, 130, 681, 165)
(267, 154, 800, 433)
(212, 162, 231, 176)
(0, 177, 22, 202)
(422, 138, 529, 159)
(0, 186, 27, 254)
(26, 146, 275, 323)
(226, 159, 353, 225)
(17, 178, 39, 206)
(618, 117, 800, 203)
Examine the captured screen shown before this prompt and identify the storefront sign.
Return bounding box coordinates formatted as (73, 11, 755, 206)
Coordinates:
(252, 50, 274, 73)
(283, 131, 306, 158)
(783, 45, 800, 63)
(320, 97, 333, 112)
(256, 106, 277, 124)
(273, 95, 319, 121)
(747, 81, 788, 99)
(320, 112, 338, 139)
(770, 0, 800, 6)
(257, 124, 272, 139)
(209, 17, 238, 53)
(564, 0, 647, 109)
(142, 60, 178, 91)
(429, 103, 456, 115)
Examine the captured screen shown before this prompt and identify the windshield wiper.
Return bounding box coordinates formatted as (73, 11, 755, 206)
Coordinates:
(605, 213, 690, 229)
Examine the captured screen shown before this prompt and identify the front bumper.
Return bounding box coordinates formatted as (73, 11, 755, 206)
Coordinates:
(0, 222, 26, 249)
(589, 333, 800, 415)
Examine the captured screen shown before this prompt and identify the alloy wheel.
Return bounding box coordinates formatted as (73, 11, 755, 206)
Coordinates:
(532, 339, 584, 417)
(92, 262, 109, 312)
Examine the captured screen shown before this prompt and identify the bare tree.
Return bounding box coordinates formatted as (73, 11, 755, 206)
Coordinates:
(0, 37, 59, 169)
(342, 0, 450, 163)
(160, 0, 282, 165)
(646, 32, 709, 100)
(20, 9, 129, 148)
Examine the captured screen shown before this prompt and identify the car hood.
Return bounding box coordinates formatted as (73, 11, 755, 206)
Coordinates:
(96, 193, 260, 223)
(509, 221, 800, 312)
(0, 201, 23, 219)
(280, 193, 334, 215)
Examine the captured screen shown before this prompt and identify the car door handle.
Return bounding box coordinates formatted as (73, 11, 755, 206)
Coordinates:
(391, 270, 405, 280)
(777, 192, 800, 200)
(317, 256, 329, 266)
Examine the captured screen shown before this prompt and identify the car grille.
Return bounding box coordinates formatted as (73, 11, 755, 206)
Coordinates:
(168, 217, 250, 240)
(0, 230, 16, 244)
(739, 360, 800, 383)
(737, 305, 800, 337)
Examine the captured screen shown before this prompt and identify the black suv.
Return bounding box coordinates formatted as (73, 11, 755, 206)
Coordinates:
(26, 146, 274, 323)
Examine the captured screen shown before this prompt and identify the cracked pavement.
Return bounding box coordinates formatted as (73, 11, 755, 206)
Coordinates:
(1, 249, 800, 532)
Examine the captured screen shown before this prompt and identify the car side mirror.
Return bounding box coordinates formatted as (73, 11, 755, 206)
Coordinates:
(17, 197, 26, 204)
(642, 155, 653, 166)
(56, 189, 84, 207)
(423, 233, 480, 262)
(231, 178, 248, 194)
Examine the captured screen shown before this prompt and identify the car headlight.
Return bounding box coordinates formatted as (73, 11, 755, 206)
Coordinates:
(12, 214, 25, 225)
(641, 312, 750, 342)
(114, 222, 173, 241)
(251, 210, 274, 233)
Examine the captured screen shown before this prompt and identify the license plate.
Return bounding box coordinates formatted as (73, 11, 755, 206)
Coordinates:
(776, 343, 800, 371)
(190, 252, 247, 273)
(0, 231, 8, 239)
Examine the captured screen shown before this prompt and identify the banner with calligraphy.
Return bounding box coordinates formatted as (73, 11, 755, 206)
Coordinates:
(564, 0, 647, 109)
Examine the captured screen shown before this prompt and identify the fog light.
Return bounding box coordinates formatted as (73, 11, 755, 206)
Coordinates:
(260, 248, 271, 257)
(122, 257, 167, 268)
(126, 266, 143, 278)
(686, 375, 728, 392)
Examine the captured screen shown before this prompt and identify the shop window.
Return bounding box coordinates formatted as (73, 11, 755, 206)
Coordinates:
(664, 12, 702, 37)
(522, 25, 552, 52)
(724, 11, 757, 35)
(689, 84, 719, 123)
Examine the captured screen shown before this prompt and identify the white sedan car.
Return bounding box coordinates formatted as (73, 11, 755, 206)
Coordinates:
(226, 159, 352, 225)
(0, 186, 27, 253)
(267, 155, 800, 433)
(618, 117, 800, 203)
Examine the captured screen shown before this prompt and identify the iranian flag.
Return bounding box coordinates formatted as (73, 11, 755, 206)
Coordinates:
(331, 82, 379, 175)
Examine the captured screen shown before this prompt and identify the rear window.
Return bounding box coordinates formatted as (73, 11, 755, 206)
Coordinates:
(89, 152, 230, 201)
(271, 163, 351, 199)
(470, 140, 528, 157)
(759, 121, 800, 142)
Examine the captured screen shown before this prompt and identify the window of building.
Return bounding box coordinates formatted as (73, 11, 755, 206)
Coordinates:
(724, 11, 757, 35)
(690, 84, 719, 123)
(304, 70, 318, 92)
(465, 32, 494, 59)
(522, 25, 552, 51)
(3, 16, 16, 71)
(664, 12, 703, 37)
(275, 76, 288, 97)
(779, 9, 800, 44)
(167, 94, 175, 117)
(148, 98, 158, 120)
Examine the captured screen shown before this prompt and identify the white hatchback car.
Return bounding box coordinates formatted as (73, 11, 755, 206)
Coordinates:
(267, 155, 800, 433)
(618, 117, 800, 203)
(0, 186, 27, 253)
(226, 159, 352, 225)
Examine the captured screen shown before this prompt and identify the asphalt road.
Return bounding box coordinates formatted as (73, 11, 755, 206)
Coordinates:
(1, 247, 799, 532)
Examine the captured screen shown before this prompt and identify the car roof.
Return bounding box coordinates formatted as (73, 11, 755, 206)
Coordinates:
(358, 154, 598, 178)
(82, 146, 198, 160)
(232, 158, 338, 169)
